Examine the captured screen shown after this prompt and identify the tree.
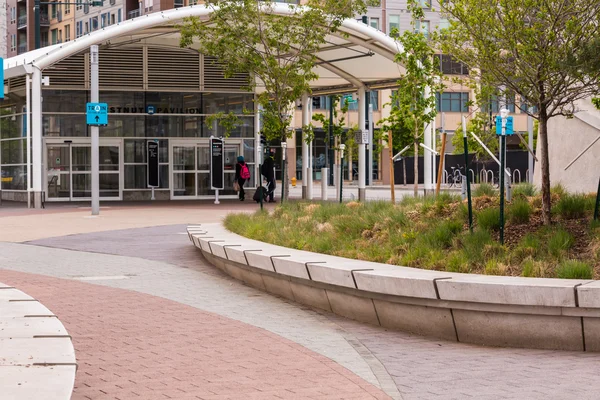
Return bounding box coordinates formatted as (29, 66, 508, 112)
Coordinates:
(439, 0, 600, 224)
(387, 0, 444, 197)
(179, 0, 372, 199)
(311, 95, 358, 162)
(452, 112, 498, 160)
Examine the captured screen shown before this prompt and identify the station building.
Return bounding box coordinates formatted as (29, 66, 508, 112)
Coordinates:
(1, 4, 404, 206)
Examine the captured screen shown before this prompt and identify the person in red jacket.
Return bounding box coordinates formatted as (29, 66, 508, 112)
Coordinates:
(235, 156, 250, 201)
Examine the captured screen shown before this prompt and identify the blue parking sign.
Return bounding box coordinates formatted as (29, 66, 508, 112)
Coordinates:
(86, 102, 108, 125)
(495, 116, 514, 135)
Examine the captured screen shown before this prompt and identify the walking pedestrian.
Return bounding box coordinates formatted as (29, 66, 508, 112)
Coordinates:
(235, 155, 250, 201)
(261, 149, 276, 203)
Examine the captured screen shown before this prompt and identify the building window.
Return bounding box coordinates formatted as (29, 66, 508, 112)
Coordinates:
(10, 7, 16, 24)
(488, 94, 516, 113)
(388, 15, 400, 34)
(58, 29, 62, 43)
(419, 0, 431, 8)
(101, 13, 107, 28)
(51, 29, 58, 45)
(91, 17, 98, 31)
(51, 3, 57, 19)
(84, 22, 89, 34)
(65, 2, 70, 14)
(370, 17, 379, 30)
(118, 9, 122, 23)
(438, 18, 450, 30)
(65, 25, 70, 41)
(436, 54, 469, 75)
(415, 20, 430, 39)
(76, 0, 82, 10)
(436, 92, 470, 112)
(10, 35, 17, 52)
(174, 0, 184, 7)
(111, 14, 115, 25)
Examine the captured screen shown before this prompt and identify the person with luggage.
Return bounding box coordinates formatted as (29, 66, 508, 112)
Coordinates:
(235, 155, 250, 201)
(261, 149, 276, 203)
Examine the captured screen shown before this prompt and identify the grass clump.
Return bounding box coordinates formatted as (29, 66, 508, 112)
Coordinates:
(512, 183, 537, 197)
(474, 183, 496, 197)
(547, 227, 575, 259)
(477, 207, 501, 231)
(556, 260, 593, 279)
(508, 199, 532, 225)
(554, 193, 587, 219)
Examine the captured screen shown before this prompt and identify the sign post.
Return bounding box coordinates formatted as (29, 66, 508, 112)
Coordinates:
(496, 110, 512, 244)
(147, 140, 159, 200)
(88, 45, 102, 216)
(210, 136, 224, 205)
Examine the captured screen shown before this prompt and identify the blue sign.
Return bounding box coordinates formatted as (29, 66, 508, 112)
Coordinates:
(495, 116, 514, 135)
(0, 57, 4, 100)
(86, 102, 108, 125)
(146, 105, 156, 115)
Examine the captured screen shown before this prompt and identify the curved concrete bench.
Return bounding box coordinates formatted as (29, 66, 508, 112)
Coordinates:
(187, 224, 600, 352)
(0, 283, 76, 400)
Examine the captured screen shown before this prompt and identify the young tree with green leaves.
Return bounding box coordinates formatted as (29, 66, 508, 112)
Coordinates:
(386, 0, 444, 197)
(179, 0, 373, 200)
(439, 0, 600, 225)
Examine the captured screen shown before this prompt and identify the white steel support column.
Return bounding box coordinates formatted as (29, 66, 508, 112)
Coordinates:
(31, 66, 43, 209)
(301, 94, 310, 199)
(423, 86, 433, 194)
(26, 74, 32, 208)
(90, 45, 100, 215)
(358, 87, 366, 201)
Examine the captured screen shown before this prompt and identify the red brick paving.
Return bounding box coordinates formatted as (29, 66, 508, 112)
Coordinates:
(0, 270, 390, 400)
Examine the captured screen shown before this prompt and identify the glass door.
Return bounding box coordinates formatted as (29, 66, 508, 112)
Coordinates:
(46, 140, 122, 201)
(170, 141, 242, 199)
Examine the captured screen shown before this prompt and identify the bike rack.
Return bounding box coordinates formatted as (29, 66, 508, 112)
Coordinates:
(469, 169, 475, 183)
(443, 170, 449, 184)
(512, 169, 522, 184)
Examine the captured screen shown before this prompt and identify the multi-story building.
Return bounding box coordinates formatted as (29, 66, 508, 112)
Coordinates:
(0, 0, 7, 58)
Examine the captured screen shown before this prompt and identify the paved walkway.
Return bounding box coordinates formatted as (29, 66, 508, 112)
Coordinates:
(1, 202, 600, 400)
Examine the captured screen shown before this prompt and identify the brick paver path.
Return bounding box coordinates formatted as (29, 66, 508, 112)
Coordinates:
(0, 270, 389, 400)
(2, 203, 600, 400)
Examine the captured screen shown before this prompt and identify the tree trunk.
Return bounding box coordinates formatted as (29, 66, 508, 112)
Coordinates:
(403, 158, 407, 186)
(413, 136, 419, 197)
(539, 111, 551, 225)
(389, 131, 395, 203)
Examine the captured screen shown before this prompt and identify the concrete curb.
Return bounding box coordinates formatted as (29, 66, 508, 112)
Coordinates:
(0, 283, 77, 400)
(187, 224, 600, 352)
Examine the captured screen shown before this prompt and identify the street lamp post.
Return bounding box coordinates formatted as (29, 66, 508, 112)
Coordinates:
(281, 141, 287, 204)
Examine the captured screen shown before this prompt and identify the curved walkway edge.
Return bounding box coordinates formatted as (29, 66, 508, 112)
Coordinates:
(189, 223, 600, 352)
(0, 282, 76, 400)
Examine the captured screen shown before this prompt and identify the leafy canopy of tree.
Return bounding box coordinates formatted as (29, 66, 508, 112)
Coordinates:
(381, 0, 444, 196)
(179, 0, 373, 142)
(439, 0, 600, 224)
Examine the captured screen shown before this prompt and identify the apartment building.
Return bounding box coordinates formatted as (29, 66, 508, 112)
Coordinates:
(0, 0, 7, 58)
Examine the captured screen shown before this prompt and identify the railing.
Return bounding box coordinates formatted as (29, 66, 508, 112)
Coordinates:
(17, 15, 27, 29)
(17, 43, 27, 54)
(127, 9, 140, 19)
(39, 13, 50, 25)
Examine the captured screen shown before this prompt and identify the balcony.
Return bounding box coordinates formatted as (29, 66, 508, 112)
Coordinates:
(17, 15, 27, 29)
(40, 13, 50, 27)
(17, 43, 27, 54)
(127, 9, 140, 19)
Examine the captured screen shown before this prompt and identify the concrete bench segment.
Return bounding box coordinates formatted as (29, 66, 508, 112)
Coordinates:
(577, 281, 600, 308)
(353, 268, 455, 299)
(436, 275, 590, 307)
(0, 283, 76, 400)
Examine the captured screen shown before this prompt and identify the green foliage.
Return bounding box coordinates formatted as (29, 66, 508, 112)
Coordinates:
(556, 260, 593, 280)
(205, 111, 243, 138)
(554, 194, 587, 219)
(473, 183, 496, 197)
(593, 98, 600, 110)
(508, 199, 532, 225)
(477, 207, 501, 231)
(311, 95, 358, 157)
(439, 0, 600, 226)
(179, 0, 372, 141)
(547, 228, 575, 259)
(458, 229, 493, 264)
(452, 112, 498, 160)
(512, 183, 537, 197)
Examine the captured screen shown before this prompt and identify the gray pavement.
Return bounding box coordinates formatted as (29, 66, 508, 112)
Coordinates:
(0, 225, 598, 399)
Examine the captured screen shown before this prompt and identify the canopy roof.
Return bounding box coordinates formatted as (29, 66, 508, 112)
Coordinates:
(3, 3, 405, 95)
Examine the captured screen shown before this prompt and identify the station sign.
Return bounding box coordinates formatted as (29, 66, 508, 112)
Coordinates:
(210, 137, 224, 190)
(86, 102, 108, 126)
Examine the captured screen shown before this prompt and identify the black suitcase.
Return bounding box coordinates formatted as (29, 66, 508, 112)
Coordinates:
(253, 186, 267, 203)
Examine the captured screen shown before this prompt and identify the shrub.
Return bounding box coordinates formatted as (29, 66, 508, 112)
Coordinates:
(554, 194, 587, 219)
(474, 183, 496, 197)
(445, 251, 470, 273)
(551, 184, 567, 198)
(508, 199, 532, 225)
(512, 183, 537, 197)
(556, 260, 593, 279)
(521, 258, 550, 278)
(477, 207, 501, 231)
(548, 227, 575, 259)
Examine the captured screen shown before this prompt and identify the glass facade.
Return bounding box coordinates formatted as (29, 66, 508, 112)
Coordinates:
(0, 90, 255, 198)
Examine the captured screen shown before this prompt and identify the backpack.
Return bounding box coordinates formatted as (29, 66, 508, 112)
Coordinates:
(240, 163, 250, 179)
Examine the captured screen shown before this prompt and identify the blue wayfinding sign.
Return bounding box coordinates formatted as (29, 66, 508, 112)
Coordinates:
(495, 116, 514, 135)
(86, 102, 108, 126)
(0, 57, 4, 100)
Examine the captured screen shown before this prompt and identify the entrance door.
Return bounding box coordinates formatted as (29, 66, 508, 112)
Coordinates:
(46, 140, 122, 201)
(171, 141, 241, 199)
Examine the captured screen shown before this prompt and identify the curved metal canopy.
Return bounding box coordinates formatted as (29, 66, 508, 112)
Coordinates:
(3, 3, 405, 94)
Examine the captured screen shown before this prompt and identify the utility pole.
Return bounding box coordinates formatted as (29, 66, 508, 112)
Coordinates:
(90, 45, 100, 215)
